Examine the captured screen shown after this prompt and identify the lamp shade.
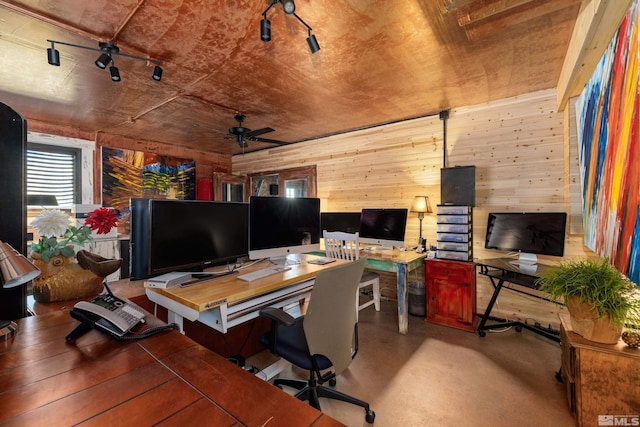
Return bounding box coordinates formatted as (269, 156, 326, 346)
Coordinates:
(410, 196, 432, 214)
(0, 241, 40, 289)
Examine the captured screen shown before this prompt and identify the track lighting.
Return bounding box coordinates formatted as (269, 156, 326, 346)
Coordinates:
(109, 62, 121, 82)
(46, 39, 164, 82)
(47, 41, 60, 66)
(281, 0, 295, 14)
(260, 0, 320, 54)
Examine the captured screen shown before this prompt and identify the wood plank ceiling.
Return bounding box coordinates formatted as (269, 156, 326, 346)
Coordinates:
(0, 0, 583, 155)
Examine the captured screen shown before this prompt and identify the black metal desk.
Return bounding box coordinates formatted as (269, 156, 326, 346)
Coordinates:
(476, 258, 560, 342)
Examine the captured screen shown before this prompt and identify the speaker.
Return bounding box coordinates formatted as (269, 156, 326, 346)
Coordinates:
(269, 184, 279, 196)
(0, 103, 28, 319)
(441, 166, 475, 206)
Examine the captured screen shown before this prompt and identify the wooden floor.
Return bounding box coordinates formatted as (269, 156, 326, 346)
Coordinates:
(248, 298, 576, 426)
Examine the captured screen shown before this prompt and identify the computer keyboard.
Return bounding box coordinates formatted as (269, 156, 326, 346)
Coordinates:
(237, 265, 292, 282)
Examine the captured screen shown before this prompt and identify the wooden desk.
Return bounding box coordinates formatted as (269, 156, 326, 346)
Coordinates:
(0, 309, 344, 427)
(359, 249, 426, 335)
(146, 254, 350, 334)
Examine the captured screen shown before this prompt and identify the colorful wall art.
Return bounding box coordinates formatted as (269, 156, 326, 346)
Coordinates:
(102, 147, 196, 213)
(575, 0, 639, 284)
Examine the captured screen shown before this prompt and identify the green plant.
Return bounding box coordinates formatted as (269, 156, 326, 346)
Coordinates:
(536, 257, 640, 328)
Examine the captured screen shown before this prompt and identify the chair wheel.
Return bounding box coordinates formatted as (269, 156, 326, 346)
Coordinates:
(329, 378, 337, 387)
(515, 325, 523, 332)
(365, 409, 375, 423)
(478, 331, 486, 337)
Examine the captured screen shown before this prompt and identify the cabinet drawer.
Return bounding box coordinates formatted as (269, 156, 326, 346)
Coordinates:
(426, 259, 473, 280)
(437, 242, 470, 252)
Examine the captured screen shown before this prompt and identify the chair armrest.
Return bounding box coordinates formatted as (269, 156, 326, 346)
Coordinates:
(259, 307, 296, 326)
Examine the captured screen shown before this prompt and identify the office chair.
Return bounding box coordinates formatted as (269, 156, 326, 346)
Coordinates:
(259, 258, 376, 423)
(323, 230, 381, 312)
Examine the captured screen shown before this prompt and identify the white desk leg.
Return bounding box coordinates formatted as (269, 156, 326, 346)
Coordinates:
(396, 264, 409, 335)
(256, 358, 291, 381)
(167, 310, 185, 334)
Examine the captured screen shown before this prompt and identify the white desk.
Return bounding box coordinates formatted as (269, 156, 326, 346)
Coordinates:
(145, 255, 349, 334)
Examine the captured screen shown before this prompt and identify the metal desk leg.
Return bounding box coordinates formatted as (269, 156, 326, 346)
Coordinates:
(167, 310, 185, 334)
(396, 263, 408, 335)
(477, 278, 504, 336)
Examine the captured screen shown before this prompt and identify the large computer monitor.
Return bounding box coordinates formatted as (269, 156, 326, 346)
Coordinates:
(484, 212, 567, 264)
(320, 212, 361, 233)
(130, 199, 248, 280)
(248, 196, 321, 260)
(359, 208, 408, 248)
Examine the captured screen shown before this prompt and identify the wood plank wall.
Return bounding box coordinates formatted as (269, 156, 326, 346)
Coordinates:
(233, 88, 593, 329)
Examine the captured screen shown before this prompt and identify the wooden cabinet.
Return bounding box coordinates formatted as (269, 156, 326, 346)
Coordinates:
(559, 314, 640, 427)
(425, 259, 477, 332)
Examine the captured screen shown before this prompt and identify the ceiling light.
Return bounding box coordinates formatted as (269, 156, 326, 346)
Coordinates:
(46, 39, 164, 83)
(47, 41, 60, 66)
(260, 0, 319, 54)
(307, 33, 320, 53)
(261, 17, 272, 42)
(152, 65, 163, 81)
(110, 63, 121, 82)
(95, 52, 111, 69)
(281, 0, 295, 14)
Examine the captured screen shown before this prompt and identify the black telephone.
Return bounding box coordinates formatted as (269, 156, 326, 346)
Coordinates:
(67, 283, 146, 340)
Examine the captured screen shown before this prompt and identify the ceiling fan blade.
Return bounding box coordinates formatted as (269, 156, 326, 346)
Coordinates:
(245, 127, 275, 138)
(250, 136, 292, 145)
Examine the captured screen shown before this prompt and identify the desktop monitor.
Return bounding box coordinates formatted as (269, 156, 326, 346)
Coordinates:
(484, 212, 567, 264)
(320, 212, 361, 233)
(130, 199, 248, 280)
(359, 208, 408, 248)
(248, 196, 321, 260)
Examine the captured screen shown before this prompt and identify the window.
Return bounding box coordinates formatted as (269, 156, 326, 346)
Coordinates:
(27, 143, 81, 208)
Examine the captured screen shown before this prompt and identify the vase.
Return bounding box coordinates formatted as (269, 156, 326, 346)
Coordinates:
(30, 252, 106, 302)
(567, 296, 623, 344)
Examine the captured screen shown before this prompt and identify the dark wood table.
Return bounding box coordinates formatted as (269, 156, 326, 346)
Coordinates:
(0, 309, 344, 427)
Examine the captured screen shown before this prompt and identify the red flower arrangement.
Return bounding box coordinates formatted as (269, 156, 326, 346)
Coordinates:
(85, 207, 118, 234)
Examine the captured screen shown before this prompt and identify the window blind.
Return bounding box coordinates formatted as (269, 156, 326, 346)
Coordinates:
(27, 145, 79, 208)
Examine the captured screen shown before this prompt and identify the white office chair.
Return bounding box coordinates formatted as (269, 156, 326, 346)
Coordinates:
(323, 230, 381, 312)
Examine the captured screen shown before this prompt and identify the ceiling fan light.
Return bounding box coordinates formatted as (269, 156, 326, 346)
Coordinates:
(261, 18, 271, 42)
(307, 34, 320, 53)
(281, 0, 295, 14)
(47, 47, 60, 66)
(109, 65, 121, 82)
(95, 53, 111, 69)
(152, 65, 163, 81)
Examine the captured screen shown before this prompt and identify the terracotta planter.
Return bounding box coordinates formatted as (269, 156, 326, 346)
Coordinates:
(30, 252, 105, 302)
(567, 296, 623, 344)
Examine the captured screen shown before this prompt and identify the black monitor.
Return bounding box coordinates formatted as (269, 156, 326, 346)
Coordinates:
(359, 208, 408, 248)
(130, 199, 248, 280)
(320, 212, 361, 233)
(248, 196, 321, 260)
(484, 212, 567, 264)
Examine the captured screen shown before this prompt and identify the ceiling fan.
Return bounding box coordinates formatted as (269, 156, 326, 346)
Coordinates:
(216, 113, 289, 149)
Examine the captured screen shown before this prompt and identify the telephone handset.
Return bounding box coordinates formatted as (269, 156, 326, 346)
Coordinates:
(69, 291, 146, 338)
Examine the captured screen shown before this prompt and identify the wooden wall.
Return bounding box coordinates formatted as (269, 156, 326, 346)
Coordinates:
(233, 88, 592, 329)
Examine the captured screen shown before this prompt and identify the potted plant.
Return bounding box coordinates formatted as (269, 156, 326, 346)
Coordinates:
(536, 257, 640, 344)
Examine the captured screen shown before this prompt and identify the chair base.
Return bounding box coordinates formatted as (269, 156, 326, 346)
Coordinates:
(274, 378, 376, 423)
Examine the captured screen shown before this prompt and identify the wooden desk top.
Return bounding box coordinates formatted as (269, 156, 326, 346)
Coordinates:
(0, 309, 344, 427)
(146, 254, 350, 313)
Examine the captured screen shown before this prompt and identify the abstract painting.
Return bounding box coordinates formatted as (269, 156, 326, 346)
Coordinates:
(575, 0, 639, 284)
(102, 147, 196, 214)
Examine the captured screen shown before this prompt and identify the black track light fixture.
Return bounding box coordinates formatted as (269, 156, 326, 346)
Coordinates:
(46, 39, 164, 82)
(281, 0, 295, 14)
(109, 60, 121, 82)
(260, 0, 319, 54)
(47, 41, 60, 66)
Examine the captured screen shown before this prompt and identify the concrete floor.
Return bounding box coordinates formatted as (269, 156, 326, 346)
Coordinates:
(248, 299, 576, 427)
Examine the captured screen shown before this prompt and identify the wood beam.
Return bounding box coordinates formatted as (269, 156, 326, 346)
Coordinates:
(556, 0, 634, 111)
(457, 0, 535, 27)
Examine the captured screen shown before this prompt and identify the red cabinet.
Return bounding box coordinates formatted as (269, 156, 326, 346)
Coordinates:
(425, 259, 477, 332)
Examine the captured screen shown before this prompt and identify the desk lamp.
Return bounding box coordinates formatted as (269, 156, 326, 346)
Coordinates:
(410, 196, 432, 252)
(0, 240, 41, 339)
